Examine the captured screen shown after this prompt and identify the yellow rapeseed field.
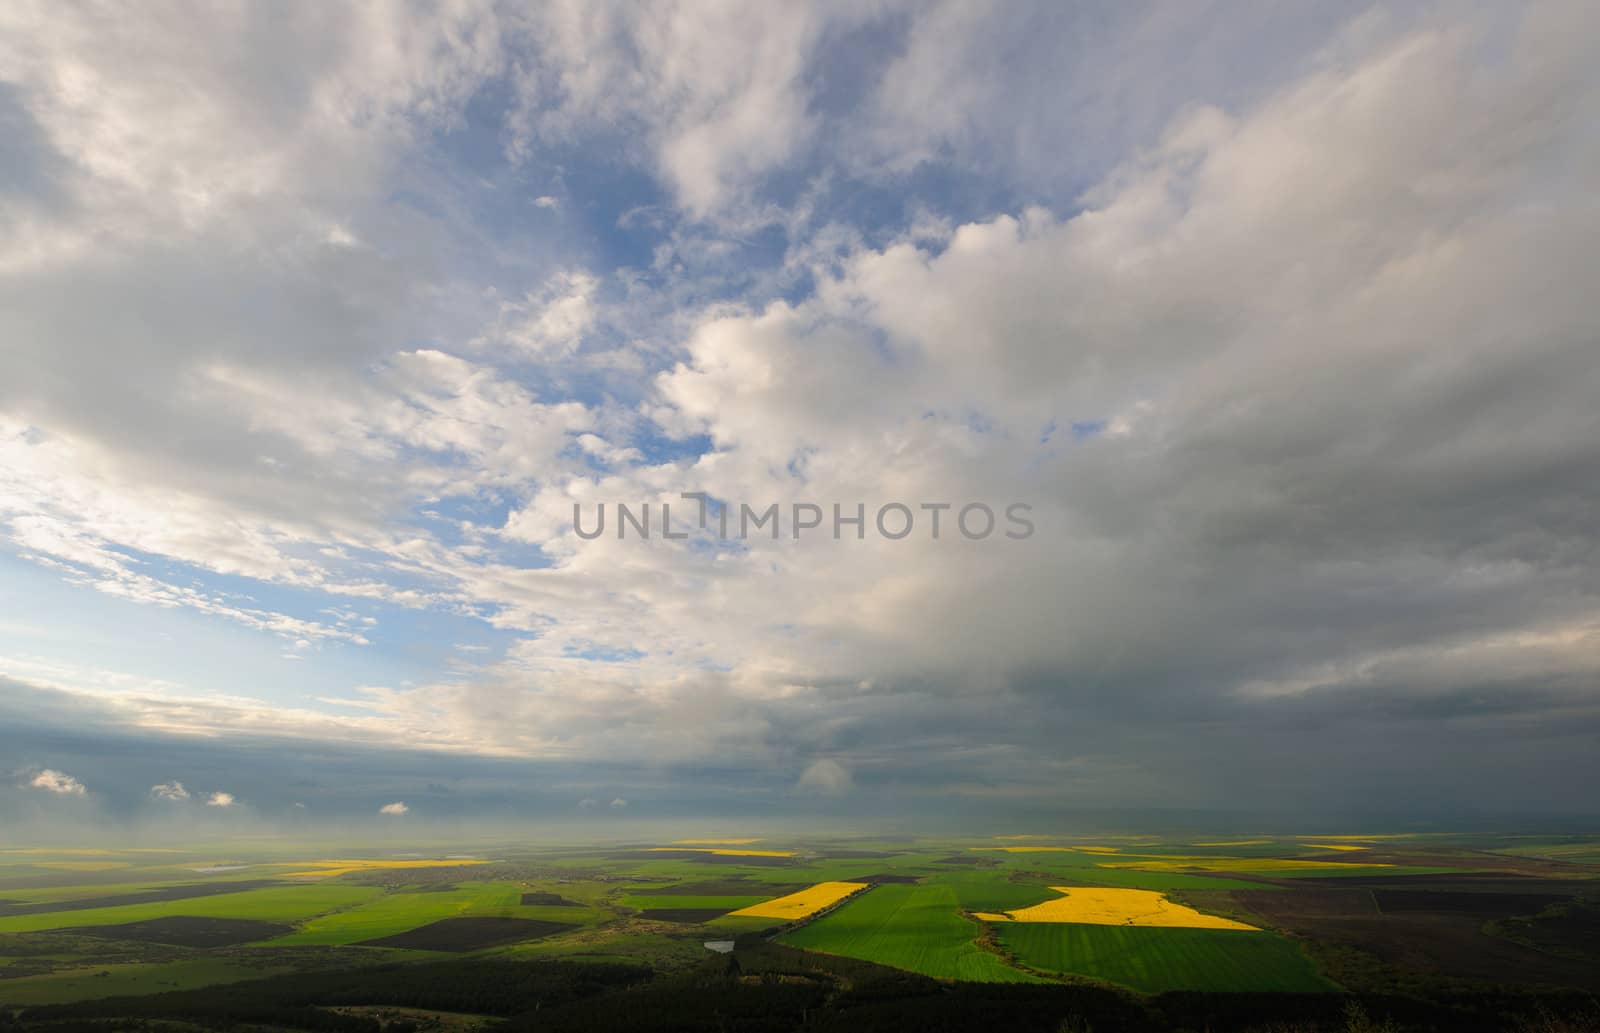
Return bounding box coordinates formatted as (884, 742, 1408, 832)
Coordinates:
(975, 887, 1259, 930)
(279, 858, 488, 878)
(726, 881, 867, 920)
(1304, 843, 1368, 852)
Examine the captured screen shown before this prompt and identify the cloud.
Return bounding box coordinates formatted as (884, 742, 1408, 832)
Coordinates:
(378, 801, 409, 816)
(205, 791, 235, 808)
(505, 3, 834, 217)
(608, 797, 628, 809)
(149, 781, 189, 801)
(28, 768, 85, 795)
(485, 269, 600, 357)
(0, 2, 1597, 822)
(855, 1, 1355, 195)
(796, 759, 853, 796)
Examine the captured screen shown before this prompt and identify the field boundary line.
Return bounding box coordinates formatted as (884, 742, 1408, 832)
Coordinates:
(965, 908, 1083, 986)
(764, 883, 875, 941)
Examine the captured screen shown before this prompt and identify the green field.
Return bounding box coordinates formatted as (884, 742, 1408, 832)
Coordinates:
(926, 872, 1062, 912)
(702, 913, 783, 933)
(996, 923, 1337, 993)
(0, 957, 289, 1006)
(0, 875, 271, 905)
(0, 884, 381, 935)
(264, 882, 593, 946)
(780, 884, 1044, 983)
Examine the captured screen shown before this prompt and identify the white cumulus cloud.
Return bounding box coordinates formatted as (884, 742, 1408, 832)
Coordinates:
(29, 768, 86, 795)
(379, 801, 409, 815)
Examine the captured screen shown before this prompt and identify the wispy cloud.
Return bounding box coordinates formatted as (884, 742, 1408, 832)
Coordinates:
(149, 781, 190, 801)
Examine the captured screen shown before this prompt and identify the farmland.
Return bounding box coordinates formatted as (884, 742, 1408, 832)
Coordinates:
(0, 831, 1597, 1031)
(60, 916, 292, 947)
(779, 884, 1045, 982)
(0, 956, 295, 1007)
(0, 883, 382, 935)
(266, 882, 605, 946)
(725, 881, 866, 920)
(975, 886, 1260, 929)
(928, 872, 1063, 912)
(995, 923, 1336, 993)
(360, 917, 576, 951)
(277, 859, 490, 879)
(643, 847, 795, 858)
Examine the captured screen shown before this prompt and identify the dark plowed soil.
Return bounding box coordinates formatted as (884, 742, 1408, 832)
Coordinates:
(1294, 873, 1591, 890)
(521, 892, 584, 906)
(855, 873, 922, 884)
(361, 917, 577, 952)
(1374, 890, 1572, 915)
(1498, 902, 1600, 955)
(1236, 887, 1379, 917)
(635, 880, 804, 896)
(1239, 886, 1600, 991)
(638, 909, 728, 924)
(63, 916, 291, 947)
(1329, 913, 1599, 989)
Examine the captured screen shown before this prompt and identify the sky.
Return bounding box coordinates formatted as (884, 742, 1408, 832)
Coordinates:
(2, 1, 1599, 836)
